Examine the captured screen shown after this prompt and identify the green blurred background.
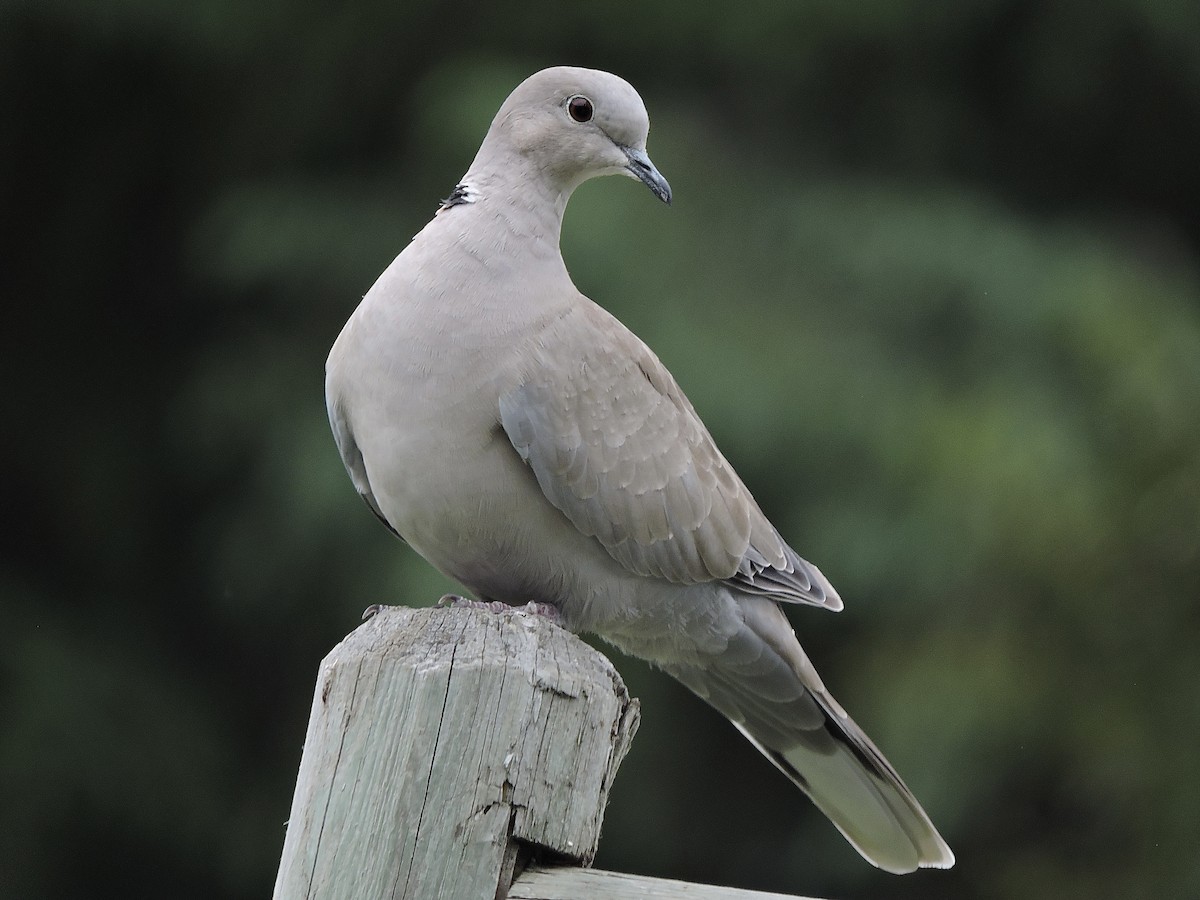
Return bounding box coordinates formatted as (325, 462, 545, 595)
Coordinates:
(4, 2, 1199, 898)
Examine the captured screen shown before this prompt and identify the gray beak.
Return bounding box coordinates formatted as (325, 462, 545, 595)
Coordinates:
(623, 146, 672, 205)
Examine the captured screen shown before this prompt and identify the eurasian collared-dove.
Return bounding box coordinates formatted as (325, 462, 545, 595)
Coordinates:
(325, 66, 954, 875)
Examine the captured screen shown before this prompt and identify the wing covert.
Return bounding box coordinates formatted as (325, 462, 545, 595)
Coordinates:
(498, 306, 840, 609)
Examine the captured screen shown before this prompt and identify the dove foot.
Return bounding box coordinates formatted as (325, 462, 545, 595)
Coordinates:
(437, 594, 510, 614)
(515, 601, 561, 621)
(436, 595, 561, 622)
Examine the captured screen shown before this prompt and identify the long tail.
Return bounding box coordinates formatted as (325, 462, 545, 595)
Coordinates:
(664, 597, 954, 874)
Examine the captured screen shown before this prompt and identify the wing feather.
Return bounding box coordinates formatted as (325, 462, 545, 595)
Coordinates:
(499, 303, 841, 609)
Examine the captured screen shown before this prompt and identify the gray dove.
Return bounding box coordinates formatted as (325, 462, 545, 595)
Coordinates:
(325, 65, 954, 874)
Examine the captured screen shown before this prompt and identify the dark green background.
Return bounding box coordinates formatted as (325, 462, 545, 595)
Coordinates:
(5, 2, 1199, 897)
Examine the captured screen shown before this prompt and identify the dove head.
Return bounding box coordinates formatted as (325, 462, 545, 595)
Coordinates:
(478, 66, 672, 205)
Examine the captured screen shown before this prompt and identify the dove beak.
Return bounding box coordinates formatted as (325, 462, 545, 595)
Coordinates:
(623, 146, 672, 205)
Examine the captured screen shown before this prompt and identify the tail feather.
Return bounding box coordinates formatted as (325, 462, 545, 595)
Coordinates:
(735, 711, 954, 874)
(665, 597, 954, 874)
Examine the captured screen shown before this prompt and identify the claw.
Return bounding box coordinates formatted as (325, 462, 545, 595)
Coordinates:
(435, 595, 561, 622)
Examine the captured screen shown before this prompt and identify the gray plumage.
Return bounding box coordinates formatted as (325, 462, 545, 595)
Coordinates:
(326, 65, 954, 874)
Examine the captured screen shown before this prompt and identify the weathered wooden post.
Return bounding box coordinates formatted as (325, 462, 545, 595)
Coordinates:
(274, 605, 639, 900)
(275, 604, 821, 900)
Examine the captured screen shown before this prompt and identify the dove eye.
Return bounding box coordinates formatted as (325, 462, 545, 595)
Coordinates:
(567, 96, 594, 123)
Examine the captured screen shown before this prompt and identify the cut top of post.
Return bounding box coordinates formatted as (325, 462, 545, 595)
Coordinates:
(275, 605, 641, 900)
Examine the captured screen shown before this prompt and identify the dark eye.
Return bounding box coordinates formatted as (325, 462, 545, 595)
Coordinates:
(567, 96, 594, 123)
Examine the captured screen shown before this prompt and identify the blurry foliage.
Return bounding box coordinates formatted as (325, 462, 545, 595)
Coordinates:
(3, 1, 1199, 898)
